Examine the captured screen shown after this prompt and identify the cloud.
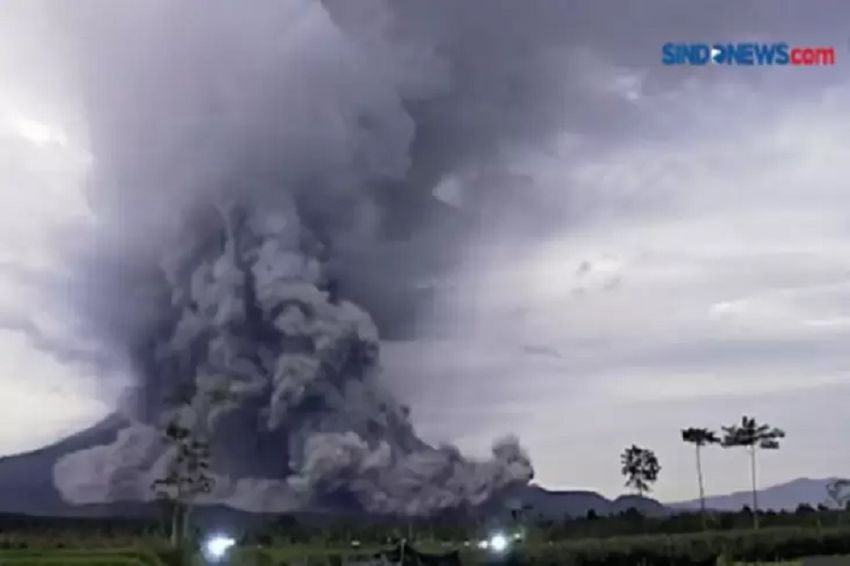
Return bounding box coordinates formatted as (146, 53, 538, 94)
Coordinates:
(0, 3, 107, 456)
(0, 329, 110, 456)
(385, 69, 850, 500)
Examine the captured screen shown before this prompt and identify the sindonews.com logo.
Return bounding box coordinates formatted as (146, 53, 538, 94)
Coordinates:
(662, 42, 836, 66)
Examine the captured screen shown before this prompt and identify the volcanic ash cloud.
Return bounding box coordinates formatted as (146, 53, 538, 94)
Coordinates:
(54, 201, 532, 515)
(40, 0, 570, 515)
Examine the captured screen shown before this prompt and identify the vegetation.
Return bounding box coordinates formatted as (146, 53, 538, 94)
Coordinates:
(150, 411, 214, 550)
(0, 414, 839, 564)
(682, 427, 721, 529)
(620, 445, 661, 497)
(0, 548, 165, 565)
(825, 480, 850, 512)
(721, 416, 785, 530)
(487, 526, 850, 565)
(7, 506, 850, 565)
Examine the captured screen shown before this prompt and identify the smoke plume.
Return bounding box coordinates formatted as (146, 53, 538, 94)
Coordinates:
(39, 0, 596, 515)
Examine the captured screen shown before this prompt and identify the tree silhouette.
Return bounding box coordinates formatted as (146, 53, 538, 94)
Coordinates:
(826, 479, 850, 507)
(681, 427, 720, 528)
(620, 445, 661, 497)
(721, 415, 784, 529)
(151, 411, 214, 548)
(825, 479, 850, 524)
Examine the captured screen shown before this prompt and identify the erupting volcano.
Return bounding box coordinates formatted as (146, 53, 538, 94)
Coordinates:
(55, 199, 531, 515)
(29, 0, 589, 517)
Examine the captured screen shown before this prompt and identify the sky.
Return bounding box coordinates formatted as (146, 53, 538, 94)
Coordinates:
(385, 80, 850, 501)
(0, 2, 106, 455)
(2, 0, 850, 505)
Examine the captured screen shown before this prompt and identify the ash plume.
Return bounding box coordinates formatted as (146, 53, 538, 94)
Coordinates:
(55, 199, 531, 514)
(40, 0, 592, 515)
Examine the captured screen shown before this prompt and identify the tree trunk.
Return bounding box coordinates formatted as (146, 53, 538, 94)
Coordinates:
(182, 504, 193, 545)
(170, 503, 182, 548)
(750, 445, 759, 529)
(696, 445, 707, 530)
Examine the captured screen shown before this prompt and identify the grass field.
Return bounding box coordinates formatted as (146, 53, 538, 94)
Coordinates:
(4, 529, 850, 565)
(1, 547, 849, 565)
(0, 547, 165, 565)
(1, 548, 846, 565)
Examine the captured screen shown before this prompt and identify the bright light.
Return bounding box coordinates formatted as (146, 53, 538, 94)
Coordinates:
(489, 532, 509, 553)
(203, 535, 236, 561)
(477, 539, 489, 550)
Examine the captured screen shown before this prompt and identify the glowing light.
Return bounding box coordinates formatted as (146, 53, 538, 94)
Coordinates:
(203, 535, 236, 561)
(489, 532, 509, 553)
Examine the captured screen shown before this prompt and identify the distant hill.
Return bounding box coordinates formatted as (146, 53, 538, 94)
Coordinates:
(668, 477, 844, 512)
(494, 484, 668, 521)
(0, 415, 342, 529)
(0, 414, 135, 517)
(0, 415, 670, 522)
(5, 419, 838, 521)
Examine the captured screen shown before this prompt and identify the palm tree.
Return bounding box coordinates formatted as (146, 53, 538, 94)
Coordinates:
(721, 416, 785, 529)
(681, 427, 720, 528)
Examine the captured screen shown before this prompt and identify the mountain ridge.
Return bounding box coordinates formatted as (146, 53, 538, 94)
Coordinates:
(668, 477, 845, 512)
(0, 416, 668, 520)
(0, 416, 842, 518)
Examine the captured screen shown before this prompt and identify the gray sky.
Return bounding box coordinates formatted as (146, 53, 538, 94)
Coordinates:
(2, 0, 850, 504)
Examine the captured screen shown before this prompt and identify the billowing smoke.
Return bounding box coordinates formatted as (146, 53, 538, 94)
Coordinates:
(42, 0, 592, 515)
(55, 198, 531, 514)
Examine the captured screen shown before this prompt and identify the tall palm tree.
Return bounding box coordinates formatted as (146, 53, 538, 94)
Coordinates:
(681, 427, 720, 528)
(721, 416, 785, 529)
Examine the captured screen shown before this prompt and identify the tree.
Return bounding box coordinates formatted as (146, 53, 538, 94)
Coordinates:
(620, 445, 661, 497)
(681, 427, 720, 528)
(826, 479, 850, 509)
(825, 479, 850, 525)
(151, 411, 215, 548)
(721, 415, 785, 529)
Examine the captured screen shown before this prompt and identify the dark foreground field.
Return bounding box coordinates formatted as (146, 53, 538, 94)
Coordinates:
(6, 526, 850, 565)
(1, 548, 848, 565)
